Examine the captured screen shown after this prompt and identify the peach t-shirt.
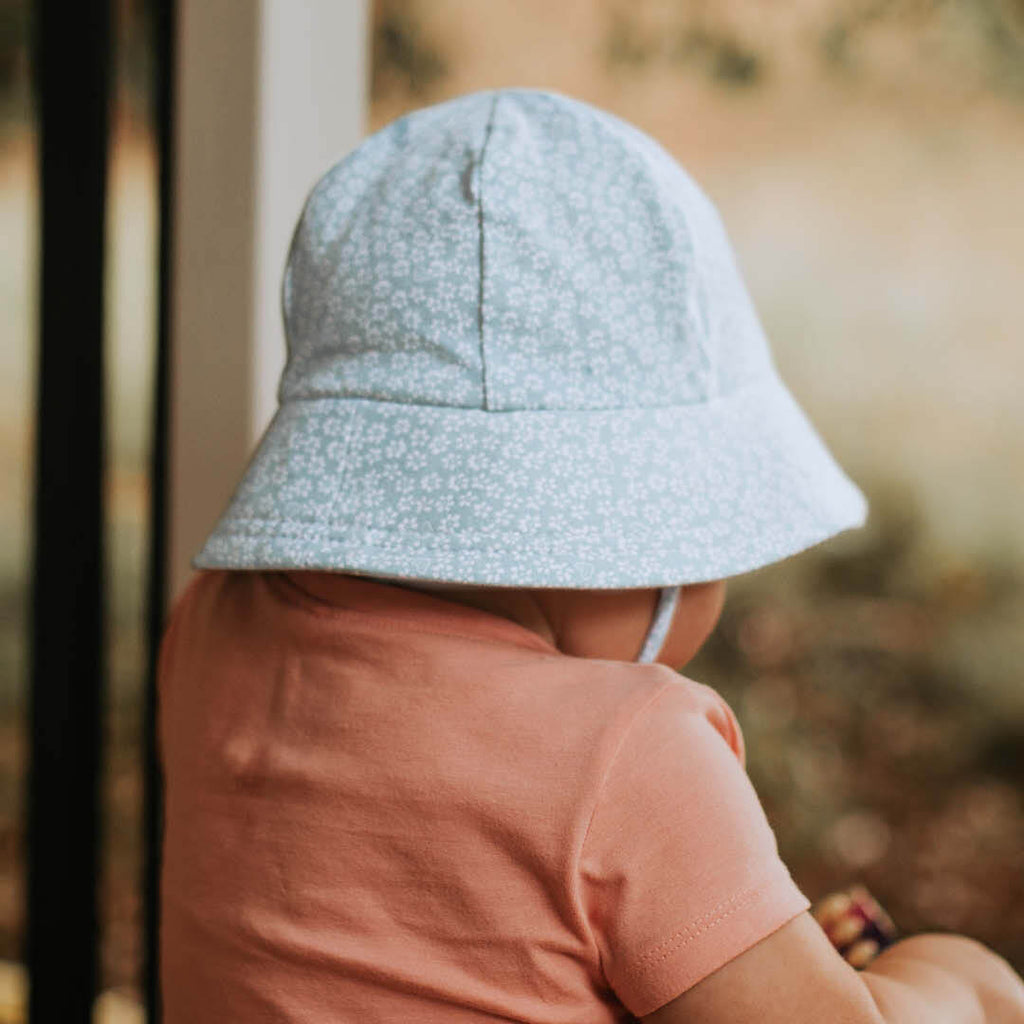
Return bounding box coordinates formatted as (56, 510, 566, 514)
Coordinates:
(158, 569, 810, 1022)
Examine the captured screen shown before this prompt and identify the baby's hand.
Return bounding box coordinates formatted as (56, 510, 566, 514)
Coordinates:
(810, 884, 899, 969)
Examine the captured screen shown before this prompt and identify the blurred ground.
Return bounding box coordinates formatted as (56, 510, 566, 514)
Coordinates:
(1, 0, 1022, 1008)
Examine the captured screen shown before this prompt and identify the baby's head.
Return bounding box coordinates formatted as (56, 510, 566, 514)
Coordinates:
(192, 88, 866, 648)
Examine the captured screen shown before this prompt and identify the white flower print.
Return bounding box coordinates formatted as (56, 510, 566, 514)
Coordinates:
(194, 88, 866, 586)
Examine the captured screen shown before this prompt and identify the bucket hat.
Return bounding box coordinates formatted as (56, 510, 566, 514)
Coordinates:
(192, 87, 867, 593)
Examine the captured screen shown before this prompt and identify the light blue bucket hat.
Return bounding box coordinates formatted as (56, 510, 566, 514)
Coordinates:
(193, 87, 867, 623)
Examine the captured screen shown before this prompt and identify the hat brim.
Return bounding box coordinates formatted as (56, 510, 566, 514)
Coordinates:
(192, 370, 866, 588)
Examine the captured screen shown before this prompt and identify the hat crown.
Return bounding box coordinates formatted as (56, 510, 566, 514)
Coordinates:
(280, 88, 773, 413)
(195, 90, 867, 584)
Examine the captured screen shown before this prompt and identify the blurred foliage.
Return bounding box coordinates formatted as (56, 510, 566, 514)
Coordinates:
(688, 484, 1024, 971)
(604, 0, 1024, 96)
(0, 0, 29, 127)
(604, 7, 764, 86)
(371, 0, 448, 101)
(820, 0, 1024, 92)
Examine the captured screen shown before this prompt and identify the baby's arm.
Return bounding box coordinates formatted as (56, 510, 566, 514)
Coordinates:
(640, 903, 1024, 1024)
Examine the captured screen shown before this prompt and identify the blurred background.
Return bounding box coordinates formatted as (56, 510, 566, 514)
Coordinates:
(2, 0, 1023, 1016)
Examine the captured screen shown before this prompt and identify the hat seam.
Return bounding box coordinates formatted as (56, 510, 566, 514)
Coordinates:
(476, 92, 501, 412)
(274, 370, 775, 413)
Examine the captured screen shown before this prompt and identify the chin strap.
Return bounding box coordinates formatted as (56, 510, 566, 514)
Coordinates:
(636, 586, 681, 663)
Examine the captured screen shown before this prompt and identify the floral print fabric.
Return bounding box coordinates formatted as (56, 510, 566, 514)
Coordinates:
(193, 87, 866, 587)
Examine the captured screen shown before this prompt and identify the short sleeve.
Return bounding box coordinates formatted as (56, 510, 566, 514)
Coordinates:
(577, 679, 811, 1018)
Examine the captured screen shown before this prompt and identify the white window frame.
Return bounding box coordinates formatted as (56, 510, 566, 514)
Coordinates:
(169, 0, 370, 602)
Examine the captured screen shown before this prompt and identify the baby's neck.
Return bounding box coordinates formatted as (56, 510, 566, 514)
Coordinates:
(371, 576, 478, 595)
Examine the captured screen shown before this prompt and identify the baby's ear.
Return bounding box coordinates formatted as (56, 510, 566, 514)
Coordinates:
(710, 692, 745, 768)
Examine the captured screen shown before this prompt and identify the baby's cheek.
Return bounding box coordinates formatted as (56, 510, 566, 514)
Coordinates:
(656, 582, 726, 669)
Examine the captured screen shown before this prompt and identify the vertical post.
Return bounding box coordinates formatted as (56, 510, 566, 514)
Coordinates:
(27, 0, 111, 1019)
(144, 1, 176, 1020)
(167, 0, 257, 605)
(168, 0, 370, 604)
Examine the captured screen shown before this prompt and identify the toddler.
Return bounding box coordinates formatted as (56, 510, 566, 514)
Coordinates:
(157, 88, 1024, 1022)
